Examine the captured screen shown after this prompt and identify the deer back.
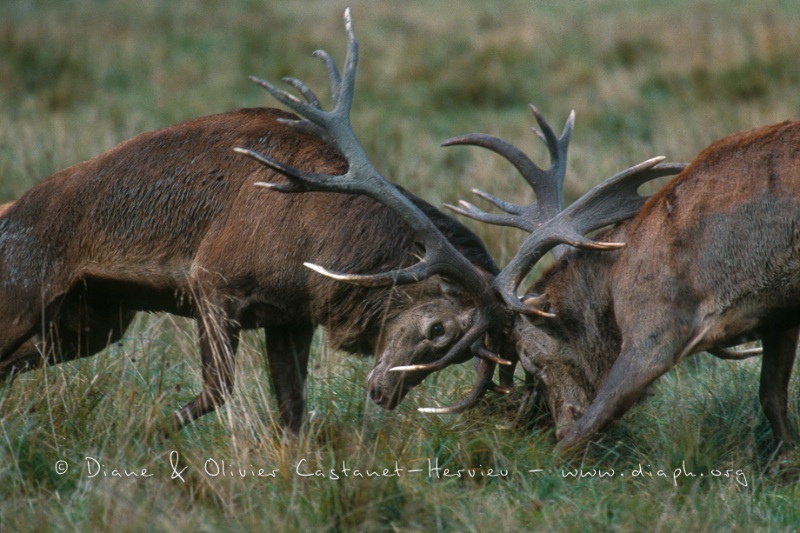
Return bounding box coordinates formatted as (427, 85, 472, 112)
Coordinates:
(613, 120, 800, 348)
(0, 106, 495, 356)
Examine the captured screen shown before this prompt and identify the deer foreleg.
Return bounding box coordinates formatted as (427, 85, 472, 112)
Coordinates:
(264, 323, 314, 434)
(171, 307, 240, 430)
(760, 325, 799, 447)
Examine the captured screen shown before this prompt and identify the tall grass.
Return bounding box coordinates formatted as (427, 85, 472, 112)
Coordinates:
(1, 1, 800, 531)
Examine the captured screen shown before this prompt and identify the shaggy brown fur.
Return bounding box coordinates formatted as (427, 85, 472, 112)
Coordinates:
(0, 107, 496, 433)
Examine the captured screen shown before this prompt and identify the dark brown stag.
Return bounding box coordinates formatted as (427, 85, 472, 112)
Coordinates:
(450, 117, 797, 453)
(0, 11, 501, 433)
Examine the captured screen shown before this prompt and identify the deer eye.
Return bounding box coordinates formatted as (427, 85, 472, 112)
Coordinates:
(427, 323, 445, 340)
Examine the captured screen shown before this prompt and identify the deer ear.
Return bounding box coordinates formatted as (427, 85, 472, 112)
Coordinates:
(439, 278, 468, 299)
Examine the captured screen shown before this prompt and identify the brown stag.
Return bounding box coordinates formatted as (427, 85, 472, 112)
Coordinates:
(448, 117, 797, 453)
(0, 10, 502, 433)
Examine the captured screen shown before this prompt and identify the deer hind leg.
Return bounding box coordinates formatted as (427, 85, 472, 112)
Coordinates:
(264, 323, 314, 434)
(171, 304, 241, 430)
(759, 325, 799, 447)
(0, 336, 44, 383)
(0, 315, 60, 381)
(1, 307, 136, 382)
(0, 305, 50, 380)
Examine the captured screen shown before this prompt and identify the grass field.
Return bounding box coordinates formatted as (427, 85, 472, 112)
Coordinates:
(1, 1, 800, 531)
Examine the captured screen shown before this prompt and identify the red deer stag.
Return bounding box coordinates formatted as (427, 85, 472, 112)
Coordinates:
(0, 10, 501, 433)
(448, 117, 798, 453)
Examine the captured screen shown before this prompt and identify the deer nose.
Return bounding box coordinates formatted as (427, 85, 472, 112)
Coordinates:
(369, 384, 386, 406)
(555, 404, 583, 440)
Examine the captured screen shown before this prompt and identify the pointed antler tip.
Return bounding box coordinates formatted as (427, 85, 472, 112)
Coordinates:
(304, 262, 352, 280)
(344, 7, 354, 34)
(389, 364, 435, 373)
(518, 296, 557, 318)
(417, 406, 465, 414)
(305, 262, 363, 282)
(253, 181, 281, 190)
(248, 75, 269, 88)
(303, 262, 329, 274)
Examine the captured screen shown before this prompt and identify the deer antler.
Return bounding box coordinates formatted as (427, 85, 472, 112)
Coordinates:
(417, 358, 498, 414)
(443, 105, 572, 232)
(237, 10, 479, 288)
(235, 9, 512, 372)
(498, 157, 687, 315)
(423, 110, 687, 415)
(445, 109, 687, 315)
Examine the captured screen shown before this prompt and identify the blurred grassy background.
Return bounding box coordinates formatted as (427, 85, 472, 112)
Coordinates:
(1, 0, 799, 531)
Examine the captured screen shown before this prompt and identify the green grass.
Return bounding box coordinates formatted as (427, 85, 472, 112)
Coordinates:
(2, 0, 800, 531)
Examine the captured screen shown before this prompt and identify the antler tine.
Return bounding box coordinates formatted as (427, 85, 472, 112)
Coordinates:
(417, 356, 511, 414)
(473, 343, 514, 366)
(302, 260, 433, 287)
(442, 197, 526, 230)
(237, 8, 495, 295)
(281, 77, 323, 109)
(496, 159, 689, 315)
(312, 49, 342, 105)
(530, 105, 574, 208)
(442, 133, 548, 203)
(246, 74, 328, 130)
(564, 159, 688, 233)
(471, 188, 526, 215)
